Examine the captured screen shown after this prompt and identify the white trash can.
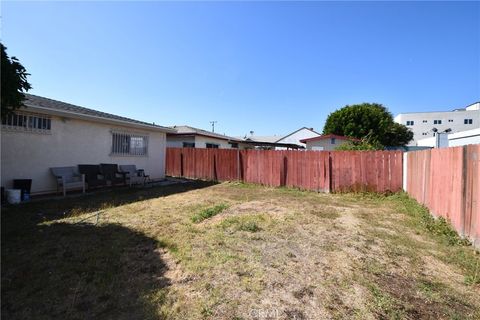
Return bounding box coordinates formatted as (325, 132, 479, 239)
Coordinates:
(6, 189, 21, 204)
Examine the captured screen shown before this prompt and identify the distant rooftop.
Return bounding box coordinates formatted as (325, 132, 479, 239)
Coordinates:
(169, 125, 241, 142)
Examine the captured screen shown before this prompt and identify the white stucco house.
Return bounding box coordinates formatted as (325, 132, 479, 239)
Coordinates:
(394, 102, 480, 146)
(416, 128, 480, 148)
(300, 134, 359, 151)
(242, 127, 321, 149)
(167, 125, 249, 149)
(1, 94, 174, 195)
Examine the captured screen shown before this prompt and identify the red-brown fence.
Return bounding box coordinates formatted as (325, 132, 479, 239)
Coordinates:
(405, 145, 480, 248)
(166, 148, 403, 193)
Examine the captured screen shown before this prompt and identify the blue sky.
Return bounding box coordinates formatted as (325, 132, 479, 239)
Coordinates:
(2, 1, 479, 136)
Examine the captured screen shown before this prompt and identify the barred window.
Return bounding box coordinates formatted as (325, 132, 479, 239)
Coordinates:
(111, 132, 148, 156)
(1, 112, 51, 133)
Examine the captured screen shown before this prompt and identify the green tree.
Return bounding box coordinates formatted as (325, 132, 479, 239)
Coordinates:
(1, 43, 32, 117)
(323, 103, 412, 148)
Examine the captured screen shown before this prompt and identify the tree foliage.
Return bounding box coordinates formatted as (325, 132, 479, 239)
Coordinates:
(323, 103, 413, 147)
(1, 43, 32, 117)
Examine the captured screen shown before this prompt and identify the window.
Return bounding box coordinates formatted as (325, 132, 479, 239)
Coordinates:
(206, 143, 219, 149)
(406, 121, 414, 126)
(433, 120, 442, 124)
(422, 120, 428, 123)
(229, 142, 239, 148)
(1, 112, 51, 133)
(464, 119, 473, 124)
(330, 138, 336, 144)
(448, 119, 453, 122)
(183, 142, 195, 148)
(111, 131, 148, 156)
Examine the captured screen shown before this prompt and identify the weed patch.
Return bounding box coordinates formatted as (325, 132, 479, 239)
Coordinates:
(191, 204, 228, 223)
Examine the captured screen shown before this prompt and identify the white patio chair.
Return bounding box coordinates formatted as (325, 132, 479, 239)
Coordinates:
(119, 165, 146, 186)
(50, 166, 85, 196)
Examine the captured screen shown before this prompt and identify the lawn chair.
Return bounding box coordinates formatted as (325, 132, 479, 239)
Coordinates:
(119, 165, 146, 186)
(100, 163, 126, 186)
(78, 164, 107, 190)
(50, 166, 85, 196)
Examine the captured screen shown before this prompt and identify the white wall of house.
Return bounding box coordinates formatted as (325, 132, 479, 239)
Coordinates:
(166, 136, 195, 148)
(195, 135, 237, 149)
(167, 135, 249, 149)
(305, 138, 350, 151)
(448, 128, 480, 147)
(394, 109, 480, 146)
(1, 115, 167, 194)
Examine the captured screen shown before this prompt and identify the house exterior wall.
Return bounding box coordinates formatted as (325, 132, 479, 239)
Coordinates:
(166, 136, 195, 148)
(448, 128, 480, 147)
(1, 115, 166, 194)
(167, 135, 249, 149)
(394, 109, 480, 146)
(276, 128, 320, 149)
(305, 138, 350, 151)
(195, 136, 237, 149)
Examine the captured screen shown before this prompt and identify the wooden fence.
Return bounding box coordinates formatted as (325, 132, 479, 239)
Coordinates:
(405, 145, 480, 248)
(166, 148, 403, 193)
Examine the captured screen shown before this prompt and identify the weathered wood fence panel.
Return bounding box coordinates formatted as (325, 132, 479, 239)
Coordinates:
(405, 145, 480, 248)
(166, 148, 403, 193)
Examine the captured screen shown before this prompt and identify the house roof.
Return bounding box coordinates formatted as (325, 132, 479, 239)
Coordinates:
(300, 134, 361, 143)
(23, 94, 174, 133)
(276, 127, 321, 143)
(243, 135, 282, 143)
(168, 125, 242, 142)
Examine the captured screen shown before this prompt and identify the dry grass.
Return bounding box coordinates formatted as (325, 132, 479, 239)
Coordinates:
(2, 181, 479, 319)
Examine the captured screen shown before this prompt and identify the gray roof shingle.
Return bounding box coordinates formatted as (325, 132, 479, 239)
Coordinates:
(24, 94, 172, 131)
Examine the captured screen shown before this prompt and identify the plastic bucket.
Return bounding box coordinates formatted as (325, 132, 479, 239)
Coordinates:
(6, 189, 21, 204)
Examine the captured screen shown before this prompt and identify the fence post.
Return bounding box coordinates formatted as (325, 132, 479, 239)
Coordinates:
(326, 152, 332, 193)
(237, 149, 240, 181)
(460, 145, 468, 237)
(180, 152, 184, 177)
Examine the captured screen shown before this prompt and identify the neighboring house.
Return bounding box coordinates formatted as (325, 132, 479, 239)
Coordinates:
(416, 128, 480, 148)
(167, 125, 248, 149)
(1, 94, 174, 195)
(275, 127, 321, 149)
(394, 102, 480, 146)
(242, 127, 321, 149)
(300, 134, 359, 151)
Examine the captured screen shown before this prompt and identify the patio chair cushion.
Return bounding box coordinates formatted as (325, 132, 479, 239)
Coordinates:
(50, 167, 82, 184)
(119, 165, 144, 185)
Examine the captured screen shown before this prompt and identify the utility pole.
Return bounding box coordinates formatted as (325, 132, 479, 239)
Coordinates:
(210, 121, 217, 133)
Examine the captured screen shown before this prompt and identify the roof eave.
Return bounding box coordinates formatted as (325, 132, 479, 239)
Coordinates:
(23, 104, 176, 133)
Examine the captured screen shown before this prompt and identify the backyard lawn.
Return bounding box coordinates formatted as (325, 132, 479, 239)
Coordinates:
(2, 181, 480, 319)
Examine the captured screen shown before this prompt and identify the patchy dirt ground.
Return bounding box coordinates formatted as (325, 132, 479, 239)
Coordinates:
(2, 181, 479, 319)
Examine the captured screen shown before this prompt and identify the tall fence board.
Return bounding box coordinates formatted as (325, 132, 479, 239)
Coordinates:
(166, 148, 403, 193)
(405, 145, 480, 248)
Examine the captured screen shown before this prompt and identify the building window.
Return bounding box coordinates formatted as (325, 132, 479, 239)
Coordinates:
(448, 119, 453, 122)
(422, 120, 428, 123)
(330, 138, 336, 144)
(206, 143, 219, 149)
(183, 142, 195, 148)
(406, 121, 414, 126)
(229, 142, 239, 148)
(111, 131, 148, 156)
(433, 120, 442, 124)
(1, 112, 51, 133)
(464, 119, 473, 124)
